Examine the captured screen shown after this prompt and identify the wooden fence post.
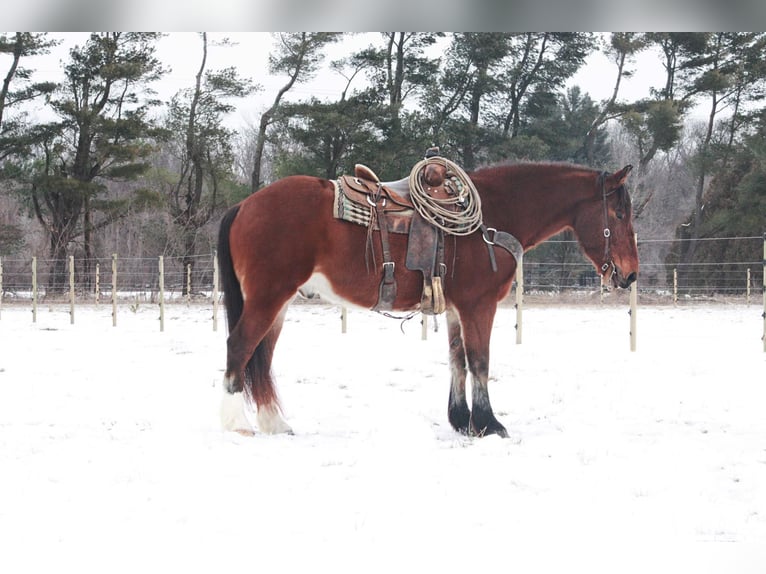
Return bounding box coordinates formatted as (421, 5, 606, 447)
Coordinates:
(600, 274, 605, 305)
(32, 256, 37, 323)
(746, 267, 751, 305)
(515, 259, 523, 345)
(630, 234, 638, 352)
(762, 233, 765, 353)
(186, 263, 192, 305)
(95, 262, 100, 304)
(212, 251, 219, 332)
(421, 314, 428, 340)
(673, 268, 678, 305)
(0, 256, 3, 320)
(69, 255, 75, 325)
(159, 255, 165, 332)
(341, 306, 347, 334)
(111, 254, 117, 327)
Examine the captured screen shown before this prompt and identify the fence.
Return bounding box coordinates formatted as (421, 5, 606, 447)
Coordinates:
(521, 235, 765, 303)
(0, 253, 221, 331)
(1, 235, 764, 349)
(2, 238, 763, 301)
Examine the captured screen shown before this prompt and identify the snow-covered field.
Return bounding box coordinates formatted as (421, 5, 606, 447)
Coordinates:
(1, 300, 765, 573)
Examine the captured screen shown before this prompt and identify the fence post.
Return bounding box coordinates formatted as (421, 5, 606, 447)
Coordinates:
(600, 274, 605, 305)
(762, 232, 765, 353)
(630, 279, 638, 352)
(69, 255, 75, 325)
(95, 262, 100, 304)
(746, 268, 751, 305)
(630, 234, 638, 352)
(111, 254, 117, 327)
(673, 268, 678, 305)
(341, 306, 347, 334)
(421, 314, 428, 340)
(159, 255, 165, 332)
(515, 259, 523, 345)
(0, 256, 3, 320)
(32, 256, 37, 323)
(212, 251, 219, 332)
(186, 263, 192, 305)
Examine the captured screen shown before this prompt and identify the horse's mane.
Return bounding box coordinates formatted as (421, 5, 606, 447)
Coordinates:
(469, 159, 632, 212)
(470, 159, 600, 176)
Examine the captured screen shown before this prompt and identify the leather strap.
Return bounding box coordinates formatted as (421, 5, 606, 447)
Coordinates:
(374, 191, 397, 310)
(481, 225, 524, 272)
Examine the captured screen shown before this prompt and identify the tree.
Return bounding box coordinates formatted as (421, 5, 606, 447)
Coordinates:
(164, 33, 256, 293)
(423, 33, 594, 169)
(272, 91, 382, 180)
(0, 33, 58, 255)
(678, 109, 766, 291)
(0, 33, 58, 161)
(678, 33, 766, 267)
(523, 85, 609, 164)
(497, 33, 595, 140)
(615, 33, 708, 215)
(422, 33, 509, 169)
(345, 33, 442, 174)
(27, 32, 166, 291)
(250, 32, 340, 191)
(583, 33, 648, 167)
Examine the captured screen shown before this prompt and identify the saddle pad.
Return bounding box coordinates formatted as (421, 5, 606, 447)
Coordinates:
(332, 179, 372, 227)
(332, 179, 413, 234)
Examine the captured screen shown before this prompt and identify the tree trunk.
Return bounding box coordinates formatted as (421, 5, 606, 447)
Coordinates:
(182, 229, 196, 296)
(47, 233, 68, 294)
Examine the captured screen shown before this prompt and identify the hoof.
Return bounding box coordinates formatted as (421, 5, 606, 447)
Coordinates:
(256, 407, 293, 435)
(470, 414, 508, 438)
(220, 391, 256, 436)
(448, 403, 471, 435)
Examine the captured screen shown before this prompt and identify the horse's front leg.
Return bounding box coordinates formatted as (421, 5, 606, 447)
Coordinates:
(446, 309, 471, 434)
(459, 302, 508, 438)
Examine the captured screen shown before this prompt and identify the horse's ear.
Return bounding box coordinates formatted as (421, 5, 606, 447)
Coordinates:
(611, 164, 633, 187)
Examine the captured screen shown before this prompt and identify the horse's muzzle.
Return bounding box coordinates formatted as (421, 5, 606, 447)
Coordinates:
(614, 269, 637, 289)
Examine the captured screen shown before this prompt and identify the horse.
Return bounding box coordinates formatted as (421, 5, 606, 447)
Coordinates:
(216, 161, 639, 438)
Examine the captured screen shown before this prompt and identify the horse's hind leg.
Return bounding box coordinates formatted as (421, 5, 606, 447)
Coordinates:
(253, 306, 292, 434)
(221, 303, 292, 435)
(446, 309, 471, 434)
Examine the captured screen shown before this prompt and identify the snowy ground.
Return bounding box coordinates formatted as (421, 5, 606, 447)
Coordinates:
(1, 299, 765, 573)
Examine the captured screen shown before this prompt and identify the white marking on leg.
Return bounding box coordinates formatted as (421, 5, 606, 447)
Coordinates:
(256, 405, 293, 435)
(220, 388, 255, 436)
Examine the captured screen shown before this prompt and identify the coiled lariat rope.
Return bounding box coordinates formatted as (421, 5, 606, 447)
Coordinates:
(407, 157, 484, 236)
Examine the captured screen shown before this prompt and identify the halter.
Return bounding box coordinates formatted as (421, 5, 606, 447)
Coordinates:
(598, 171, 616, 277)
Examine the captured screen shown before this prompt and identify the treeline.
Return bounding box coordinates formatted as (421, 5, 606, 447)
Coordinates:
(1, 32, 765, 292)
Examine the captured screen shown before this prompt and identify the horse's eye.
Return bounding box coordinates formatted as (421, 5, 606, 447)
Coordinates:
(616, 211, 624, 220)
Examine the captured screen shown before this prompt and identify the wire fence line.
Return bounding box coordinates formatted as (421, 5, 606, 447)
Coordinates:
(0, 235, 764, 304)
(0, 253, 218, 302)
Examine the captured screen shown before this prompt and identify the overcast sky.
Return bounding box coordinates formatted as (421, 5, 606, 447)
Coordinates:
(18, 32, 673, 131)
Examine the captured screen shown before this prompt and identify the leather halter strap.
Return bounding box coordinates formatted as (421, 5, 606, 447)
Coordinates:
(599, 171, 617, 275)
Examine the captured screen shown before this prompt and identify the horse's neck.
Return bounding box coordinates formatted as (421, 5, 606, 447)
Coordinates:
(483, 168, 588, 251)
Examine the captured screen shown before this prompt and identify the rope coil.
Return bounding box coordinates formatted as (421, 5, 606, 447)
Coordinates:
(407, 157, 483, 236)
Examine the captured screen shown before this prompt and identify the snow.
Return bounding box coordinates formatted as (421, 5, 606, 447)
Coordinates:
(1, 300, 765, 573)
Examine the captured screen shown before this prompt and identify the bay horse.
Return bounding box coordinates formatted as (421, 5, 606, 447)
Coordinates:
(217, 162, 638, 438)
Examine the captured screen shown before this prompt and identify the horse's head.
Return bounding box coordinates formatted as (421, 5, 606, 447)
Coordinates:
(573, 165, 639, 289)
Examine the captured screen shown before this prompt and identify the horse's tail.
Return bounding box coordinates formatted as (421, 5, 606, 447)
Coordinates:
(218, 204, 243, 335)
(217, 203, 281, 411)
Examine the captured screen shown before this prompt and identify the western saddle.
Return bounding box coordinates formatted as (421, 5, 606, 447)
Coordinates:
(334, 149, 523, 315)
(334, 150, 467, 315)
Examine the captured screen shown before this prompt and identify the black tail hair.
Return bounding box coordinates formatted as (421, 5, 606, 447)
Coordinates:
(218, 204, 243, 334)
